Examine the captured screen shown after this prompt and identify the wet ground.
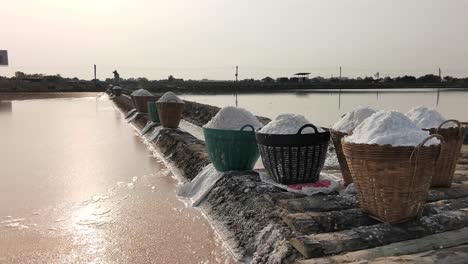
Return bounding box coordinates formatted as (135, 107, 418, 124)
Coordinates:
(0, 93, 233, 264)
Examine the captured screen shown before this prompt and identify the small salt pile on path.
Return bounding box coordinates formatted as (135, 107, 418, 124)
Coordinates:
(259, 114, 324, 134)
(157, 91, 184, 103)
(332, 106, 376, 133)
(345, 111, 440, 146)
(406, 105, 450, 129)
(131, 89, 154, 97)
(204, 106, 262, 130)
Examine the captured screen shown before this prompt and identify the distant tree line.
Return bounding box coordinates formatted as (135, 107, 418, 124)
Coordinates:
(1, 72, 468, 94)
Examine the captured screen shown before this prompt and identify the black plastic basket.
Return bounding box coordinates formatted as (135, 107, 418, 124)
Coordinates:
(256, 124, 330, 184)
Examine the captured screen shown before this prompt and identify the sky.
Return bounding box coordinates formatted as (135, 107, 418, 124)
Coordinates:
(1, 0, 468, 80)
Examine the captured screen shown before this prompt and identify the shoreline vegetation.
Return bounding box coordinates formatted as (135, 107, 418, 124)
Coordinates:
(1, 72, 468, 94)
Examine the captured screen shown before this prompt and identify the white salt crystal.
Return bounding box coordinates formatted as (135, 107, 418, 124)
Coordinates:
(157, 91, 184, 103)
(204, 106, 262, 130)
(345, 111, 440, 146)
(259, 114, 324, 135)
(131, 89, 154, 97)
(332, 106, 376, 133)
(405, 105, 451, 129)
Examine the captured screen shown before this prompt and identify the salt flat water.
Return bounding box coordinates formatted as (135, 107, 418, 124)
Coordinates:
(182, 89, 468, 127)
(0, 93, 233, 264)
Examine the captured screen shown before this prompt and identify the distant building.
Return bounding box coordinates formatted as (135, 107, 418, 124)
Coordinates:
(293, 72, 310, 83)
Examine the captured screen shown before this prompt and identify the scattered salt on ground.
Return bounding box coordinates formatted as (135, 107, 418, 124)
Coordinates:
(406, 105, 451, 129)
(177, 164, 224, 206)
(204, 106, 262, 130)
(259, 114, 324, 134)
(131, 89, 154, 97)
(345, 110, 440, 146)
(332, 106, 376, 133)
(157, 91, 184, 103)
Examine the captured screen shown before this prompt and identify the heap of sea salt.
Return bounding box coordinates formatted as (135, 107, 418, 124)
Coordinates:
(204, 106, 262, 130)
(332, 106, 376, 134)
(157, 91, 184, 103)
(345, 111, 439, 146)
(405, 105, 449, 129)
(259, 114, 324, 134)
(131, 89, 154, 97)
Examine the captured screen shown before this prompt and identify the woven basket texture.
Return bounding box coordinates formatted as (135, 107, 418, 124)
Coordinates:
(330, 129, 353, 186)
(131, 96, 155, 113)
(342, 136, 442, 224)
(156, 102, 184, 128)
(428, 120, 466, 187)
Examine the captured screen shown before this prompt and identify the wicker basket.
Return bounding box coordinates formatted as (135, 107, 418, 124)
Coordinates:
(427, 120, 466, 187)
(156, 100, 184, 128)
(342, 135, 443, 224)
(463, 122, 468, 145)
(330, 129, 353, 186)
(256, 124, 330, 184)
(131, 95, 155, 113)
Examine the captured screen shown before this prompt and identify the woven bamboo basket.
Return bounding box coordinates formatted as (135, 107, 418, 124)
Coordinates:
(427, 120, 465, 187)
(156, 100, 184, 128)
(463, 122, 468, 145)
(330, 129, 353, 186)
(342, 134, 443, 224)
(131, 95, 155, 113)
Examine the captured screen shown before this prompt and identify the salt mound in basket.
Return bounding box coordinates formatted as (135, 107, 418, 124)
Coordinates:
(342, 110, 442, 223)
(257, 114, 330, 184)
(203, 106, 261, 172)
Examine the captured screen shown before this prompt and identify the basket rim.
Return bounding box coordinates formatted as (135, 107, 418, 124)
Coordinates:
(341, 139, 441, 151)
(156, 100, 185, 105)
(256, 127, 330, 136)
(203, 126, 258, 133)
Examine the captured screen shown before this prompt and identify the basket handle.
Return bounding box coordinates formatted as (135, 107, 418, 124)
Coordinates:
(240, 124, 255, 131)
(408, 134, 445, 209)
(166, 99, 179, 103)
(437, 119, 463, 137)
(410, 134, 445, 163)
(297, 124, 318, 134)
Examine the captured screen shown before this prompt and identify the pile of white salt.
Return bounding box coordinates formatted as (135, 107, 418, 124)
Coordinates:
(332, 106, 376, 134)
(259, 114, 324, 134)
(345, 111, 439, 146)
(131, 89, 154, 97)
(204, 106, 262, 130)
(157, 91, 184, 103)
(405, 105, 450, 129)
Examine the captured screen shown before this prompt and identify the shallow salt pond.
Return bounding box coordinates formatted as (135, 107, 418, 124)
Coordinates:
(0, 93, 234, 263)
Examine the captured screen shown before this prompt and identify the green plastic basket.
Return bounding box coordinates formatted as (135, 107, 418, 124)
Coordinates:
(147, 101, 160, 124)
(203, 125, 260, 172)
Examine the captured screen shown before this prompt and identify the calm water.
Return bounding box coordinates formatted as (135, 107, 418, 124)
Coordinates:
(182, 89, 468, 127)
(0, 94, 233, 264)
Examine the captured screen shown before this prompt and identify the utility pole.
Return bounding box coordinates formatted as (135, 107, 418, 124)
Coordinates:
(339, 66, 342, 81)
(235, 66, 238, 107)
(436, 68, 442, 106)
(94, 64, 97, 88)
(338, 66, 342, 110)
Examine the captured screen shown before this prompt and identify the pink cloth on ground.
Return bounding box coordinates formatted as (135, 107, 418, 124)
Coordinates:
(287, 180, 331, 191)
